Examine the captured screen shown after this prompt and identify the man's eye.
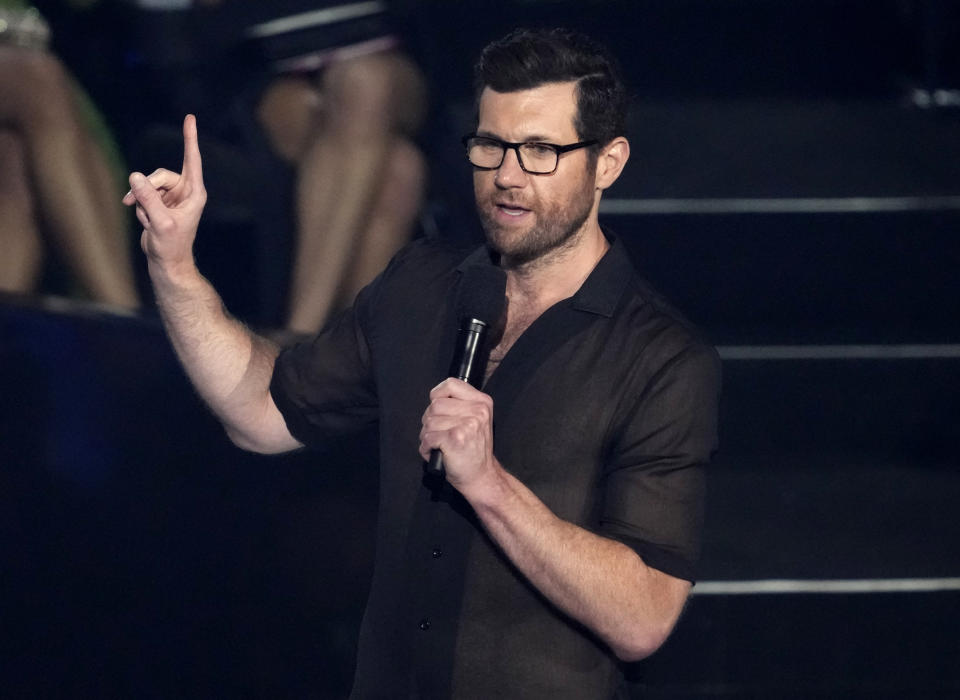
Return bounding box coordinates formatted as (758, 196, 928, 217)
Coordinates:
(524, 144, 555, 157)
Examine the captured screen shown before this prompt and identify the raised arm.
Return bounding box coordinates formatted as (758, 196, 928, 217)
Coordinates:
(124, 115, 300, 454)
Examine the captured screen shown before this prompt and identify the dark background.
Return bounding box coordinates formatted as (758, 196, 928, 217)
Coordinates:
(3, 1, 960, 697)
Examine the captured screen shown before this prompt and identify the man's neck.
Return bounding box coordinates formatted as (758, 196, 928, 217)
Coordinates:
(502, 222, 610, 313)
(485, 222, 609, 375)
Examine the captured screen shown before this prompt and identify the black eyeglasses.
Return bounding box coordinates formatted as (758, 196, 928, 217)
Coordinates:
(461, 133, 598, 175)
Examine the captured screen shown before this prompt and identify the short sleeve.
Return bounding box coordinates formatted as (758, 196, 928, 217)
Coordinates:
(270, 288, 380, 447)
(270, 238, 470, 448)
(599, 341, 721, 582)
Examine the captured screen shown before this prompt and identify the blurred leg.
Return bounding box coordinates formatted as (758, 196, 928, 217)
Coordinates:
(339, 136, 426, 307)
(0, 47, 139, 308)
(0, 129, 44, 292)
(272, 50, 427, 334)
(256, 75, 321, 164)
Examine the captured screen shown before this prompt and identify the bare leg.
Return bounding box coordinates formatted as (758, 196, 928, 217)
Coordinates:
(0, 129, 44, 292)
(255, 75, 322, 164)
(339, 137, 426, 307)
(259, 51, 426, 334)
(0, 47, 139, 308)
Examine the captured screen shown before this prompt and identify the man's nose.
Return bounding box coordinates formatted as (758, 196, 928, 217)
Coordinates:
(494, 146, 527, 187)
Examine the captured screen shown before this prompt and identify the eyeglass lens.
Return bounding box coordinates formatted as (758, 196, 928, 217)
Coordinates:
(466, 139, 558, 173)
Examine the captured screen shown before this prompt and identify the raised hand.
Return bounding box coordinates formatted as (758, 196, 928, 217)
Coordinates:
(123, 114, 207, 275)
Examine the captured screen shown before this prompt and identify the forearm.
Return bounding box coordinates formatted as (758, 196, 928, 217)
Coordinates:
(463, 463, 690, 661)
(149, 259, 298, 453)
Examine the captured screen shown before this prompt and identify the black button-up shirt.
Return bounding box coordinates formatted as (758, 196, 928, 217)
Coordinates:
(271, 235, 720, 699)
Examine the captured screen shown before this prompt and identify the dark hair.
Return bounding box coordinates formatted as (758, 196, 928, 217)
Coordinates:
(474, 27, 628, 146)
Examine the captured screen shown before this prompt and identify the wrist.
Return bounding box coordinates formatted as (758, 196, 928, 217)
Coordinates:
(459, 458, 513, 511)
(147, 256, 201, 289)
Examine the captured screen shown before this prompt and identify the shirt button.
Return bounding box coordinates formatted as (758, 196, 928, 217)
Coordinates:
(431, 547, 443, 559)
(419, 619, 431, 631)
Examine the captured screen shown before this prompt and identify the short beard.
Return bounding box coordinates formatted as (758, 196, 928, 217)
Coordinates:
(478, 181, 595, 269)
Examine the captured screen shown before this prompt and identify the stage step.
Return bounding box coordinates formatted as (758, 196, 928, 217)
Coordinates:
(607, 208, 960, 345)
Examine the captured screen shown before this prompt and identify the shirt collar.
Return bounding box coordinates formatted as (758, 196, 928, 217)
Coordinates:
(456, 230, 632, 319)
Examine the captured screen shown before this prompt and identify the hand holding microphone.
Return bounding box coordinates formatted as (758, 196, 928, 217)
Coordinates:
(423, 265, 506, 480)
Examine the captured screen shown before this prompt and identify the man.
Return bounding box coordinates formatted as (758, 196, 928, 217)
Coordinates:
(125, 28, 719, 700)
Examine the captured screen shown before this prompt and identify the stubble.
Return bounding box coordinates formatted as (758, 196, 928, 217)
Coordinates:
(477, 176, 595, 269)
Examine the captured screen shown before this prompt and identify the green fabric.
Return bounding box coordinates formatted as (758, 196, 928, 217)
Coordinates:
(70, 77, 129, 194)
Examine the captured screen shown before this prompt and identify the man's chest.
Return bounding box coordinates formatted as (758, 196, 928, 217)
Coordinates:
(485, 307, 540, 382)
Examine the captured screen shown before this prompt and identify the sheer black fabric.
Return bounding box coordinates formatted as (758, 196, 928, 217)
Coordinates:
(270, 234, 720, 699)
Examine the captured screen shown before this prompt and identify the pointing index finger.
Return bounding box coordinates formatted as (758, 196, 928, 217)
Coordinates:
(181, 114, 204, 187)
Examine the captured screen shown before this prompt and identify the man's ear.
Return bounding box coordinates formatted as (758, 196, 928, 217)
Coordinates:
(595, 137, 630, 191)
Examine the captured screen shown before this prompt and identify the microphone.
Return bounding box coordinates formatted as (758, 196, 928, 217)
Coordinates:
(425, 264, 507, 478)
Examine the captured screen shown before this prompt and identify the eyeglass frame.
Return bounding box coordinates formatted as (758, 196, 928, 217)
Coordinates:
(461, 133, 599, 175)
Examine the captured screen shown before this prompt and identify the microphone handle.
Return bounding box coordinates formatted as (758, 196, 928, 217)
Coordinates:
(425, 319, 489, 479)
(426, 446, 446, 477)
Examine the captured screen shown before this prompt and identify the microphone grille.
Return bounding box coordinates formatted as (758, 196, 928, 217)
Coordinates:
(457, 264, 506, 323)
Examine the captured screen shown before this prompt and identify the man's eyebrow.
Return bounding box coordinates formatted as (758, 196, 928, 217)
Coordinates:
(474, 130, 557, 143)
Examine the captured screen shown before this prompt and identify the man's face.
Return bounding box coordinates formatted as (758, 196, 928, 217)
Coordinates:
(473, 82, 597, 267)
